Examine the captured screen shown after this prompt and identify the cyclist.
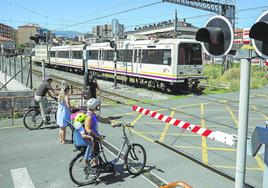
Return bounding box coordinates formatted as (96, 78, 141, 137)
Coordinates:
(35, 76, 58, 123)
(74, 98, 115, 162)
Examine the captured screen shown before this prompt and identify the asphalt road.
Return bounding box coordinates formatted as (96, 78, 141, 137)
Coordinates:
(1, 86, 267, 188)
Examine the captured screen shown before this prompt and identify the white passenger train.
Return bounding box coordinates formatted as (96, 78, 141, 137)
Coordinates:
(32, 38, 206, 92)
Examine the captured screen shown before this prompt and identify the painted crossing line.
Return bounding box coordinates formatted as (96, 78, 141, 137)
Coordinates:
(10, 168, 35, 188)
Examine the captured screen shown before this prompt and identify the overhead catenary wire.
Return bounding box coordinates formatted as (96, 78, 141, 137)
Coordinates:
(1, 0, 74, 23)
(52, 1, 163, 31)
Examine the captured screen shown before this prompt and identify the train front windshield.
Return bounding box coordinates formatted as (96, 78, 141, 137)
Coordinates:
(178, 43, 202, 65)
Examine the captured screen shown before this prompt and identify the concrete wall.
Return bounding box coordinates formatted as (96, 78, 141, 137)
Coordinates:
(0, 90, 34, 117)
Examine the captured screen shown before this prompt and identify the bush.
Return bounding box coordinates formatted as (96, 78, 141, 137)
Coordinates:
(203, 63, 268, 94)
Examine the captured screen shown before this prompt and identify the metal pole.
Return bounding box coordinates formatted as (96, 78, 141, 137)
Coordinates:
(29, 56, 33, 89)
(235, 59, 251, 188)
(21, 56, 23, 83)
(9, 55, 11, 75)
(174, 9, 178, 33)
(0, 55, 2, 71)
(14, 56, 16, 79)
(42, 60, 45, 81)
(114, 37, 118, 88)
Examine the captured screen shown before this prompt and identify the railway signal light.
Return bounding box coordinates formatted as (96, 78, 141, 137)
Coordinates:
(30, 33, 47, 44)
(110, 41, 116, 48)
(249, 10, 268, 59)
(196, 15, 234, 58)
(30, 33, 40, 44)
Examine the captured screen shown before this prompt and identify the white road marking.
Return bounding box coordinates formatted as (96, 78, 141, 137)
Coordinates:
(10, 168, 35, 188)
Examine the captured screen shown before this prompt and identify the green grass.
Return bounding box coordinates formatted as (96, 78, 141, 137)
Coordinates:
(203, 63, 268, 94)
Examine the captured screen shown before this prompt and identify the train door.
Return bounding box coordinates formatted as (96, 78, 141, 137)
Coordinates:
(98, 49, 104, 68)
(133, 48, 142, 74)
(69, 49, 72, 66)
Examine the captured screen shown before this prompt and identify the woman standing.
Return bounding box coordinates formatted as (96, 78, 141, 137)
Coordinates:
(57, 83, 71, 144)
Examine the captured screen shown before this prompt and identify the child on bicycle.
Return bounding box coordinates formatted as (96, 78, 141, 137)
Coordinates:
(73, 98, 116, 163)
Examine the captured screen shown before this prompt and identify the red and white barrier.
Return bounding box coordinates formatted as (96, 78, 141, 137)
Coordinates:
(132, 105, 237, 147)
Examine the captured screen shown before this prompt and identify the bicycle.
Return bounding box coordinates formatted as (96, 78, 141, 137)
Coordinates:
(69, 123, 147, 186)
(23, 97, 58, 130)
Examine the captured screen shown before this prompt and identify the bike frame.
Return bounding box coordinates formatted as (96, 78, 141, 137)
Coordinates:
(97, 125, 132, 165)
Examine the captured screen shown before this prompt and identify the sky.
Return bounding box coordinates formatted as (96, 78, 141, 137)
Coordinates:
(0, 0, 268, 33)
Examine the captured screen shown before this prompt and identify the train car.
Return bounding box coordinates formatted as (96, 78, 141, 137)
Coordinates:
(32, 38, 206, 92)
(49, 45, 84, 72)
(85, 39, 205, 92)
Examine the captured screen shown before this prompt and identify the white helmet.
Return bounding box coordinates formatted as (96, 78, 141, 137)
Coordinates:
(86, 98, 100, 110)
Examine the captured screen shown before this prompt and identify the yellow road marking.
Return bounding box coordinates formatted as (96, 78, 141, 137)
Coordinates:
(137, 132, 199, 136)
(207, 147, 236, 152)
(129, 113, 154, 142)
(213, 165, 262, 171)
(226, 105, 265, 171)
(129, 128, 154, 142)
(251, 105, 268, 120)
(174, 145, 200, 149)
(201, 104, 208, 165)
(159, 109, 175, 143)
(131, 113, 144, 126)
(255, 151, 265, 171)
(225, 105, 238, 127)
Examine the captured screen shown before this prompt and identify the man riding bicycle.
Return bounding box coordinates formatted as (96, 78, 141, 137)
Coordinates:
(35, 76, 58, 123)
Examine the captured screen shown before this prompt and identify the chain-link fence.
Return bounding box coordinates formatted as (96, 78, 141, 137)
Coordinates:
(0, 55, 32, 90)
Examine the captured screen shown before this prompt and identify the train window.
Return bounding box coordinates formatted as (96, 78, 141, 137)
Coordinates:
(178, 43, 202, 65)
(57, 51, 69, 58)
(142, 49, 164, 65)
(50, 51, 55, 57)
(87, 51, 92, 59)
(163, 50, 171, 65)
(107, 50, 113, 61)
(72, 51, 82, 59)
(91, 50, 98, 60)
(124, 50, 132, 62)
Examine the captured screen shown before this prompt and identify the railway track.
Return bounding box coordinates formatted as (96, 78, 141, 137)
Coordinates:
(32, 68, 140, 105)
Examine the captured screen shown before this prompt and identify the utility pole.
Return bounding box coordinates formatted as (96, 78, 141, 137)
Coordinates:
(112, 18, 120, 89)
(113, 36, 118, 88)
(174, 9, 178, 34)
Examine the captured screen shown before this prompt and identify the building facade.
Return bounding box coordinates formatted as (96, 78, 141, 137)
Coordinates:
(92, 23, 124, 38)
(17, 24, 39, 46)
(0, 23, 17, 43)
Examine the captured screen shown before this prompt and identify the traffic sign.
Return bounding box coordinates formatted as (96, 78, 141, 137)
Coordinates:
(35, 45, 48, 61)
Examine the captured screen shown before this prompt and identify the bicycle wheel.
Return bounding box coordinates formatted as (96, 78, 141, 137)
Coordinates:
(23, 108, 43, 130)
(125, 143, 146, 175)
(69, 153, 101, 186)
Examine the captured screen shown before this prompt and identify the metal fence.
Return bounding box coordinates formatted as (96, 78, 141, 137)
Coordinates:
(0, 89, 84, 127)
(0, 54, 32, 90)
